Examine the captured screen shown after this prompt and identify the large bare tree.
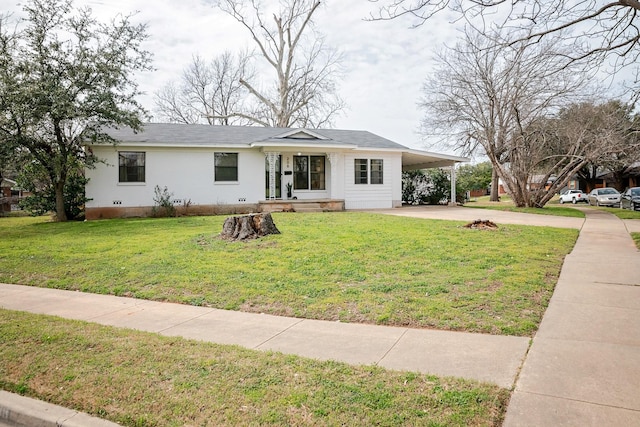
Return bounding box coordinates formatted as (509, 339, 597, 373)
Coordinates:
(421, 31, 595, 207)
(370, 0, 640, 94)
(155, 52, 253, 125)
(215, 0, 345, 128)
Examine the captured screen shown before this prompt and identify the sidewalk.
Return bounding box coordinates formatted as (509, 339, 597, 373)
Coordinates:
(503, 208, 640, 426)
(1, 206, 639, 426)
(0, 283, 528, 388)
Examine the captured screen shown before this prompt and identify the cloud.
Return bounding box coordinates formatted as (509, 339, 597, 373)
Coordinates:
(0, 0, 467, 150)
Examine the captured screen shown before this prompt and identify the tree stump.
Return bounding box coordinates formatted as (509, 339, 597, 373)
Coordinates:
(464, 219, 499, 230)
(220, 212, 281, 240)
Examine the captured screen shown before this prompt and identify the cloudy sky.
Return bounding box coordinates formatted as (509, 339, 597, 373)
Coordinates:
(4, 0, 632, 155)
(2, 0, 468, 151)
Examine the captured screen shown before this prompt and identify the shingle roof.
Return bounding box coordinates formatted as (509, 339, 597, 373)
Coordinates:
(101, 123, 409, 150)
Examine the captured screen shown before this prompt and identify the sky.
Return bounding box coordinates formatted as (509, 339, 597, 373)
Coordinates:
(2, 0, 466, 151)
(2, 0, 633, 156)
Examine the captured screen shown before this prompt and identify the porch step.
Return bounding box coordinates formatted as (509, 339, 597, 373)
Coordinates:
(291, 203, 323, 212)
(259, 199, 344, 213)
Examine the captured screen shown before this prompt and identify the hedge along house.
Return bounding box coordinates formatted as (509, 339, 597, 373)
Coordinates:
(84, 123, 468, 220)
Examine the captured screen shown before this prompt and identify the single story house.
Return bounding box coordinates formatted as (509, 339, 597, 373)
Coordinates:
(84, 124, 468, 219)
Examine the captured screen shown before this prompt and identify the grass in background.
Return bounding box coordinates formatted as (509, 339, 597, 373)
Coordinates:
(0, 309, 509, 427)
(0, 213, 577, 336)
(464, 195, 585, 218)
(596, 207, 640, 220)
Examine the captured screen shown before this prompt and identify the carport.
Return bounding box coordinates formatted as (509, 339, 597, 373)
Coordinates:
(401, 149, 470, 205)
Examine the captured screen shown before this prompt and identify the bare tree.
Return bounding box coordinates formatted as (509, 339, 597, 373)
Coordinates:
(572, 101, 640, 191)
(154, 51, 253, 125)
(215, 0, 345, 128)
(421, 31, 594, 207)
(370, 0, 640, 93)
(516, 101, 639, 206)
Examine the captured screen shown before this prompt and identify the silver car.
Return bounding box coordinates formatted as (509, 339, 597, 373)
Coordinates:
(588, 187, 621, 207)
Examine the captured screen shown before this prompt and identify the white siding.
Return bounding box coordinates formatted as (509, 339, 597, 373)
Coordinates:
(343, 151, 402, 209)
(86, 146, 265, 208)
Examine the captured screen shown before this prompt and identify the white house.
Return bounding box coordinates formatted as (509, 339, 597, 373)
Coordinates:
(84, 123, 468, 219)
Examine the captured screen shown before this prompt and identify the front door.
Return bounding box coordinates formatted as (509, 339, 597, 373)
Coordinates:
(265, 155, 282, 199)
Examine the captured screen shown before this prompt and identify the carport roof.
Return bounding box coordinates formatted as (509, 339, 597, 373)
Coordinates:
(402, 149, 469, 170)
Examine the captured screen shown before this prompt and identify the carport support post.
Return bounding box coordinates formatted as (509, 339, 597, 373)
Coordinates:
(449, 164, 457, 206)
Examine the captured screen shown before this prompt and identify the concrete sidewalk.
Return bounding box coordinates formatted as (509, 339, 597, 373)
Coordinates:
(0, 283, 529, 388)
(503, 208, 640, 426)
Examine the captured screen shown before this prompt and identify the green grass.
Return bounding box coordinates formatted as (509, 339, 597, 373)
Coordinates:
(0, 309, 509, 427)
(465, 196, 585, 218)
(0, 213, 577, 336)
(594, 206, 640, 220)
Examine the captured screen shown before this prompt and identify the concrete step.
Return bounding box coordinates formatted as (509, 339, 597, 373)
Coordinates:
(291, 203, 323, 212)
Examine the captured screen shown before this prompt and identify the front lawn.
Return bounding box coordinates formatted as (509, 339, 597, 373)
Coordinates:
(0, 213, 577, 336)
(0, 309, 509, 427)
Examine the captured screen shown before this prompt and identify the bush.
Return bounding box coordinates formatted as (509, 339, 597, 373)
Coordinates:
(402, 169, 466, 205)
(152, 185, 176, 217)
(17, 162, 90, 220)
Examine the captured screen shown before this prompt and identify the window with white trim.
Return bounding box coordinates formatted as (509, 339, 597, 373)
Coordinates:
(214, 153, 238, 182)
(294, 155, 325, 190)
(354, 159, 383, 185)
(118, 151, 145, 183)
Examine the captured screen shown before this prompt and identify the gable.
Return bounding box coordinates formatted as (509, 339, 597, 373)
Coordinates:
(274, 129, 329, 140)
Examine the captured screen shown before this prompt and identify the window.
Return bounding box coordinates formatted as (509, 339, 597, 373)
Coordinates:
(310, 156, 326, 190)
(370, 159, 384, 184)
(294, 155, 325, 190)
(355, 159, 368, 184)
(119, 151, 145, 183)
(354, 159, 384, 185)
(293, 156, 308, 190)
(215, 153, 238, 182)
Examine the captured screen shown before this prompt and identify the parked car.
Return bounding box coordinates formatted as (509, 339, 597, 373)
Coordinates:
(559, 189, 588, 204)
(588, 187, 621, 207)
(620, 187, 640, 211)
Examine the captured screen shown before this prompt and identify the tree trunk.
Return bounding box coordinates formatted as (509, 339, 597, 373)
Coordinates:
(54, 181, 67, 222)
(490, 168, 500, 202)
(220, 212, 280, 240)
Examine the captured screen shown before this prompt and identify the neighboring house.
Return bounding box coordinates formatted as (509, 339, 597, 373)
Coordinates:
(84, 124, 468, 219)
(0, 178, 24, 213)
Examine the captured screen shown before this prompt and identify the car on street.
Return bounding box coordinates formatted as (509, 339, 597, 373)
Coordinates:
(558, 189, 588, 204)
(588, 187, 621, 207)
(620, 187, 640, 211)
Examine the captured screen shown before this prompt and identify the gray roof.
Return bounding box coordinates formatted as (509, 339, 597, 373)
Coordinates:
(100, 123, 409, 150)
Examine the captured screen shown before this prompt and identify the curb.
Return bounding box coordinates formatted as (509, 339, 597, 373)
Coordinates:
(0, 391, 119, 427)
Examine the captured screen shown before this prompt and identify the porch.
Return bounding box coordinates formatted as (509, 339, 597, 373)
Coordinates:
(259, 198, 345, 213)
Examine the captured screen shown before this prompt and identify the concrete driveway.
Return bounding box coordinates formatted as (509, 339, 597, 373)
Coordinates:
(372, 205, 585, 229)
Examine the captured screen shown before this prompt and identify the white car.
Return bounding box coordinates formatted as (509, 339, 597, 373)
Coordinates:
(559, 189, 588, 204)
(588, 187, 621, 207)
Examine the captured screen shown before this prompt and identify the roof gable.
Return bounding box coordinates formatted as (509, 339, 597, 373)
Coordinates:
(274, 129, 328, 140)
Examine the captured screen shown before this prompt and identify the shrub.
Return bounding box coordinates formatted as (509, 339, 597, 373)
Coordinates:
(17, 161, 90, 220)
(152, 185, 176, 217)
